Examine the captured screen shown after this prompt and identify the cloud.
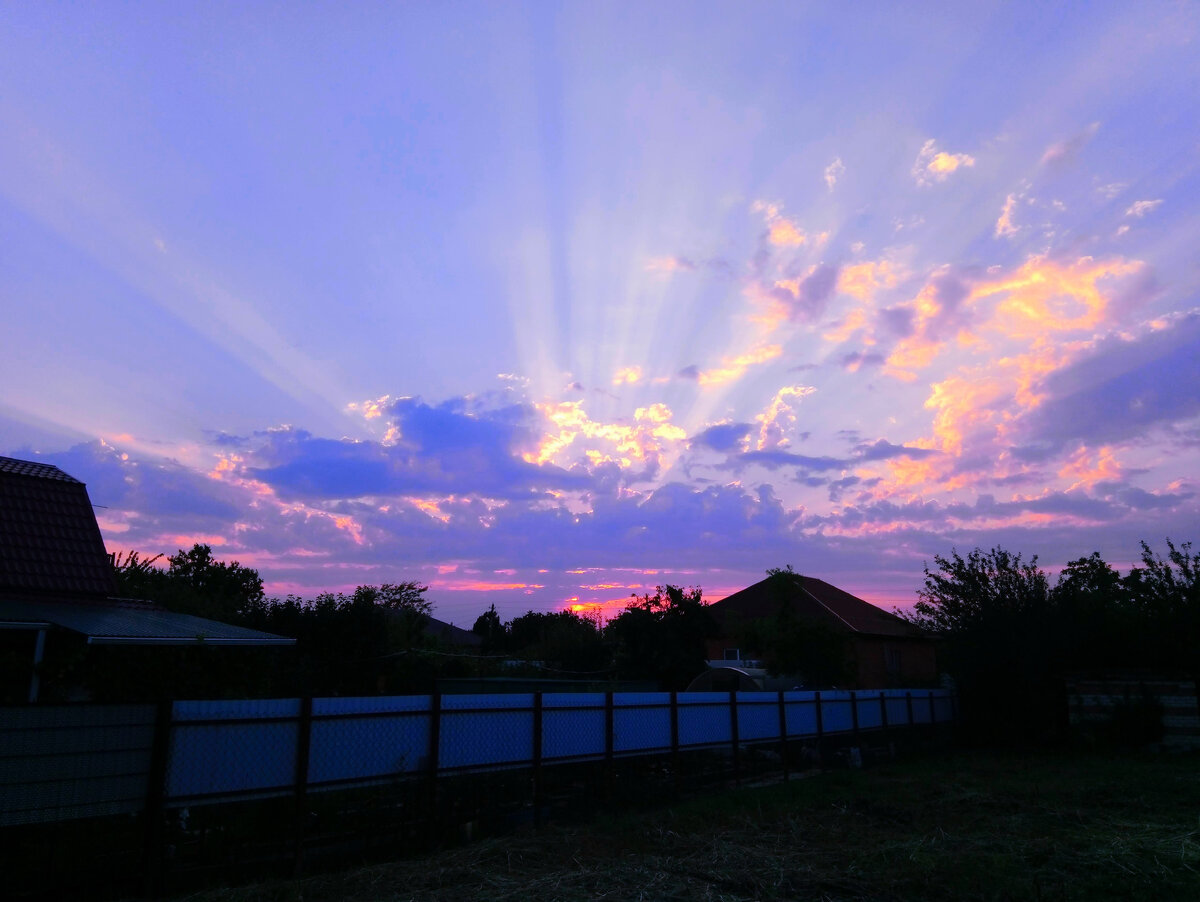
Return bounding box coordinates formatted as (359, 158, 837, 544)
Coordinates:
(839, 351, 885, 372)
(1040, 122, 1100, 169)
(1125, 199, 1163, 218)
(994, 193, 1020, 238)
(756, 385, 817, 451)
(824, 157, 845, 191)
(690, 422, 754, 454)
(248, 397, 591, 501)
(612, 366, 643, 386)
(696, 344, 783, 386)
(645, 256, 696, 273)
(774, 264, 841, 322)
(752, 200, 809, 246)
(912, 139, 975, 186)
(1023, 312, 1200, 447)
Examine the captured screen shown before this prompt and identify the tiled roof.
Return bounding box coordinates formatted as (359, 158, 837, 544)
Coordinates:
(0, 456, 82, 482)
(708, 575, 922, 639)
(0, 456, 116, 597)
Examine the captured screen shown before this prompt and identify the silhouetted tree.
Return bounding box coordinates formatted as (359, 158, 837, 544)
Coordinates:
(907, 547, 1057, 743)
(607, 585, 716, 689)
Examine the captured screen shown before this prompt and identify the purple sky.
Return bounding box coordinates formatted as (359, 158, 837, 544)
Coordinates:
(3, 3, 1198, 626)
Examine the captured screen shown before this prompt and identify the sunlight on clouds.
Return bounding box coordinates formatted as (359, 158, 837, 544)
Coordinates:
(752, 200, 808, 246)
(1058, 445, 1122, 490)
(837, 259, 903, 301)
(613, 365, 644, 385)
(912, 139, 975, 186)
(696, 344, 783, 386)
(975, 254, 1142, 339)
(526, 399, 687, 470)
(644, 256, 696, 274)
(756, 385, 817, 451)
(347, 395, 392, 420)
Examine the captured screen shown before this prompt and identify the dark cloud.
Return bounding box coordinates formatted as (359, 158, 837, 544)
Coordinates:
(839, 351, 885, 370)
(879, 305, 915, 337)
(786, 264, 840, 322)
(690, 422, 753, 454)
(248, 397, 592, 501)
(677, 365, 700, 381)
(1025, 313, 1200, 447)
(853, 439, 939, 462)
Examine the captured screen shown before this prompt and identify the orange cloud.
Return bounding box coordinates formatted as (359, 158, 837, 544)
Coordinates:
(837, 259, 903, 301)
(752, 200, 808, 246)
(912, 139, 975, 185)
(613, 365, 643, 386)
(696, 344, 783, 386)
(973, 254, 1141, 339)
(527, 399, 687, 469)
(1058, 445, 1122, 490)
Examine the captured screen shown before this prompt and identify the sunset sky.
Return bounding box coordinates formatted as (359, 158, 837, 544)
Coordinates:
(2, 3, 1198, 626)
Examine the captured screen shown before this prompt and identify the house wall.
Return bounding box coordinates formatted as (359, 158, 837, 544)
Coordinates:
(850, 636, 937, 689)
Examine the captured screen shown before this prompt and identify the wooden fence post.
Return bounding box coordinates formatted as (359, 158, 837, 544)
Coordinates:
(427, 692, 441, 828)
(814, 690, 824, 765)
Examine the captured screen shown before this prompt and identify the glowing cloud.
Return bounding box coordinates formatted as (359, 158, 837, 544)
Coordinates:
(613, 365, 644, 386)
(756, 385, 817, 450)
(696, 344, 783, 387)
(912, 139, 975, 186)
(752, 200, 808, 246)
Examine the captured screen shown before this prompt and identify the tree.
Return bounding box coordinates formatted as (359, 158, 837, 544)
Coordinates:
(472, 604, 506, 653)
(907, 547, 1056, 743)
(1123, 539, 1200, 675)
(607, 585, 716, 689)
(112, 543, 265, 623)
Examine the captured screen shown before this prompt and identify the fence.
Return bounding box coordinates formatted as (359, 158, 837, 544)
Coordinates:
(4, 688, 953, 826)
(2, 688, 954, 896)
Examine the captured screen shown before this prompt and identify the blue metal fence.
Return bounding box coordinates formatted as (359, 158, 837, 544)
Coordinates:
(1, 688, 955, 825)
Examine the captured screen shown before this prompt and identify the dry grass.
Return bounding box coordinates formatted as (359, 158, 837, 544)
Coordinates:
(174, 751, 1200, 902)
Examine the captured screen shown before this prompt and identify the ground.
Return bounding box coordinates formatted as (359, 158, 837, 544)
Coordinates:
(175, 750, 1199, 902)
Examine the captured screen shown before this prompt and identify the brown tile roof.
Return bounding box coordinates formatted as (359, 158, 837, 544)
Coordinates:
(708, 574, 922, 639)
(0, 455, 116, 597)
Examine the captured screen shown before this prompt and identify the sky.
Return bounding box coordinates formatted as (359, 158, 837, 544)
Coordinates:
(2, 2, 1198, 627)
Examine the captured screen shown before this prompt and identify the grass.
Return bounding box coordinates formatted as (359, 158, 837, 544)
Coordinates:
(173, 750, 1199, 902)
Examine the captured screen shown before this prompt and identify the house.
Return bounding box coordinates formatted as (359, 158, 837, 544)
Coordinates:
(704, 573, 936, 689)
(0, 455, 293, 703)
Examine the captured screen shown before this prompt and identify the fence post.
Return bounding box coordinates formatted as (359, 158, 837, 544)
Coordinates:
(427, 692, 442, 828)
(532, 692, 544, 827)
(604, 691, 614, 799)
(905, 691, 914, 729)
(728, 690, 740, 786)
(850, 690, 860, 742)
(777, 690, 789, 782)
(141, 699, 172, 899)
(814, 690, 824, 766)
(928, 690, 937, 730)
(293, 696, 313, 875)
(669, 691, 680, 791)
(879, 691, 890, 756)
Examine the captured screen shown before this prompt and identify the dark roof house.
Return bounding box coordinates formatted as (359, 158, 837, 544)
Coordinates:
(705, 573, 936, 688)
(0, 455, 293, 702)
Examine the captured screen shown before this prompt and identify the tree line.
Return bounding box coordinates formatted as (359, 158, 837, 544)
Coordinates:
(906, 539, 1199, 744)
(91, 545, 718, 700)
